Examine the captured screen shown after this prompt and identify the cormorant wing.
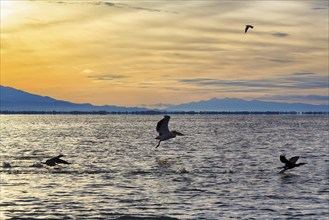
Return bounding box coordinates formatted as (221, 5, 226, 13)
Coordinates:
(245, 25, 253, 33)
(280, 155, 289, 164)
(44, 158, 56, 166)
(55, 158, 70, 164)
(156, 116, 170, 135)
(289, 156, 299, 164)
(245, 26, 248, 33)
(51, 155, 70, 165)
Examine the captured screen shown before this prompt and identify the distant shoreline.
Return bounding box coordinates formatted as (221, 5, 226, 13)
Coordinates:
(0, 110, 328, 115)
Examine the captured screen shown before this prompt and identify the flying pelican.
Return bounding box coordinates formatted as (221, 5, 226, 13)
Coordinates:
(245, 24, 254, 33)
(44, 155, 71, 166)
(155, 116, 184, 148)
(279, 154, 306, 173)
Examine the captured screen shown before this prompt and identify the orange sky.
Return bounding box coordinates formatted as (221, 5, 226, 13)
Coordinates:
(1, 0, 328, 107)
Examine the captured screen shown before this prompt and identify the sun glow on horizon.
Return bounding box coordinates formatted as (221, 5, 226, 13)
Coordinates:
(0, 1, 328, 107)
(0, 0, 14, 19)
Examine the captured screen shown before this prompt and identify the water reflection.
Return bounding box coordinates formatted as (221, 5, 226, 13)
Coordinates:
(0, 115, 328, 219)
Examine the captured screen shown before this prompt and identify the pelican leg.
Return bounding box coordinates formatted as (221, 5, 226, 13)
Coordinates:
(278, 168, 286, 174)
(156, 140, 161, 148)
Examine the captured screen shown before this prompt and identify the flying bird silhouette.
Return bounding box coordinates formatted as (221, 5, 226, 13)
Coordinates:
(279, 154, 306, 173)
(43, 155, 71, 166)
(245, 24, 254, 33)
(155, 116, 184, 148)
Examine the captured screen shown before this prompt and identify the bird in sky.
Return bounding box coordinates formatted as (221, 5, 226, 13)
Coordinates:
(155, 115, 184, 148)
(245, 24, 254, 33)
(44, 154, 71, 166)
(279, 154, 306, 173)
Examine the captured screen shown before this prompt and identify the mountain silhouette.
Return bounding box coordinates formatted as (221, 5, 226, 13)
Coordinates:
(1, 86, 328, 112)
(0, 86, 148, 112)
(164, 98, 328, 112)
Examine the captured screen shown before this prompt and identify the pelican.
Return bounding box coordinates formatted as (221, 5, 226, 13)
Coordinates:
(245, 24, 254, 33)
(155, 115, 184, 148)
(279, 154, 306, 173)
(43, 155, 71, 166)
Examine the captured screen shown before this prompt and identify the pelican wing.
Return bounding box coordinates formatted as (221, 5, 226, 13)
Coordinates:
(289, 156, 299, 164)
(156, 116, 170, 135)
(245, 26, 248, 33)
(280, 155, 289, 164)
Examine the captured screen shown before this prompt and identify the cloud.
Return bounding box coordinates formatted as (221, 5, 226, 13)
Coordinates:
(87, 74, 128, 81)
(141, 103, 175, 109)
(0, 33, 16, 39)
(81, 69, 95, 74)
(115, 4, 162, 13)
(260, 95, 329, 104)
(267, 58, 293, 63)
(179, 78, 214, 84)
(312, 7, 328, 10)
(103, 2, 115, 7)
(45, 1, 174, 13)
(271, 32, 289, 37)
(102, 2, 150, 10)
(179, 75, 329, 90)
(3, 1, 327, 107)
(311, 1, 328, 10)
(283, 76, 328, 89)
(291, 71, 317, 76)
(103, 2, 178, 13)
(255, 56, 294, 64)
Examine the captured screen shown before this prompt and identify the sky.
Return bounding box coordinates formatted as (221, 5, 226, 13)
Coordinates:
(1, 0, 328, 108)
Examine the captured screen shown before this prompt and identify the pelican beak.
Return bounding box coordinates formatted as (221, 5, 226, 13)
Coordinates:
(175, 131, 184, 136)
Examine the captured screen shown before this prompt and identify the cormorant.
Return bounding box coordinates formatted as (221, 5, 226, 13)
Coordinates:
(44, 155, 71, 166)
(245, 24, 254, 33)
(2, 162, 11, 168)
(279, 154, 306, 173)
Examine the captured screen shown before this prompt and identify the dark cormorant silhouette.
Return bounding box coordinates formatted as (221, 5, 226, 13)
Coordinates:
(44, 155, 71, 166)
(279, 154, 306, 173)
(155, 115, 184, 148)
(2, 162, 11, 168)
(245, 24, 254, 33)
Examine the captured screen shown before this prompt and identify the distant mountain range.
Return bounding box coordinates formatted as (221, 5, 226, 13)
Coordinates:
(0, 86, 149, 112)
(164, 98, 328, 112)
(0, 85, 328, 112)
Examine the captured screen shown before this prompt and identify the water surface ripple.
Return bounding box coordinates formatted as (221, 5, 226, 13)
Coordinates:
(1, 115, 328, 219)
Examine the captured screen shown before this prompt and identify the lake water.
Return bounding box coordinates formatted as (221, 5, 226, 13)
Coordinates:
(0, 115, 328, 219)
